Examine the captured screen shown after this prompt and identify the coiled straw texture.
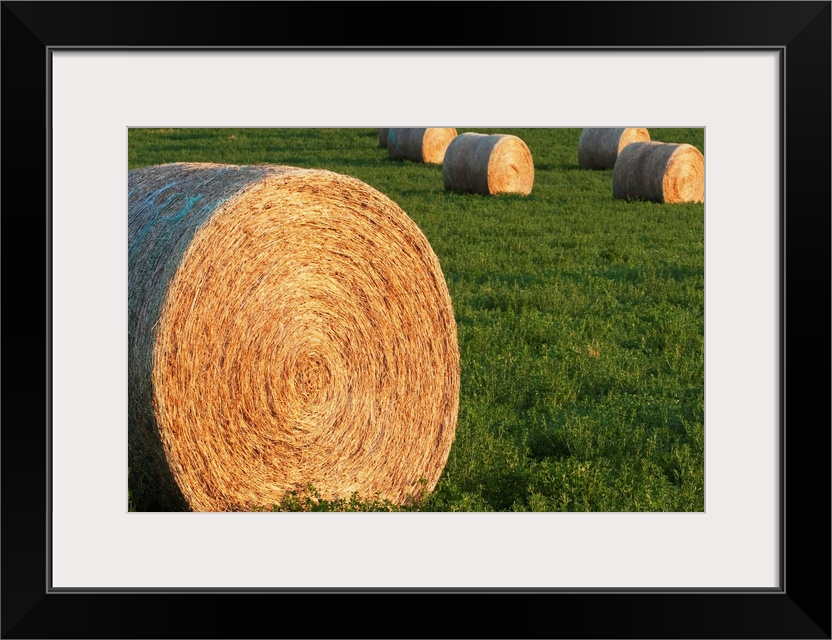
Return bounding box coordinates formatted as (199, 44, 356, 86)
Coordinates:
(577, 127, 651, 169)
(612, 141, 705, 204)
(128, 163, 460, 511)
(442, 133, 535, 196)
(386, 128, 458, 164)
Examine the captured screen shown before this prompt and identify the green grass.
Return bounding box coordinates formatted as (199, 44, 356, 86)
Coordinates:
(129, 127, 704, 512)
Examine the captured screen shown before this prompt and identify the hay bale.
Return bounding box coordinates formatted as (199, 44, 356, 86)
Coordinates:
(577, 127, 651, 169)
(377, 128, 390, 148)
(612, 141, 705, 203)
(128, 162, 460, 511)
(386, 128, 458, 164)
(441, 132, 535, 196)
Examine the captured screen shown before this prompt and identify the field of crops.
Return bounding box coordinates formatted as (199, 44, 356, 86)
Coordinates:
(128, 127, 705, 512)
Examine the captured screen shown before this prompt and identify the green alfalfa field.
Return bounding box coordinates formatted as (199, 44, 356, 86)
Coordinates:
(128, 127, 704, 512)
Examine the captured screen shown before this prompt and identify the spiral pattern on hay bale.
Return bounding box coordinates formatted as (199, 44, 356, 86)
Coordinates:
(386, 128, 458, 164)
(577, 127, 651, 169)
(441, 133, 535, 196)
(128, 163, 460, 511)
(612, 141, 705, 204)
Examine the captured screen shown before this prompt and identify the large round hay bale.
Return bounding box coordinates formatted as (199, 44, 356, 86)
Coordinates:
(441, 132, 535, 196)
(612, 141, 705, 204)
(386, 127, 458, 164)
(577, 127, 651, 169)
(128, 162, 460, 511)
(377, 128, 390, 148)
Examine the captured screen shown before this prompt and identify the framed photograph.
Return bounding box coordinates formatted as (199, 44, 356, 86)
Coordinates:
(4, 1, 829, 638)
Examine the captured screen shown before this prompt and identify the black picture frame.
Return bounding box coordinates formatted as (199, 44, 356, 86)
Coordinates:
(3, 2, 829, 638)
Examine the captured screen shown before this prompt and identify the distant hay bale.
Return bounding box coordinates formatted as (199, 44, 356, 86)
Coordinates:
(612, 141, 705, 204)
(577, 127, 651, 169)
(386, 128, 458, 164)
(128, 162, 460, 511)
(442, 132, 535, 196)
(377, 128, 390, 148)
